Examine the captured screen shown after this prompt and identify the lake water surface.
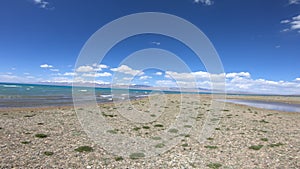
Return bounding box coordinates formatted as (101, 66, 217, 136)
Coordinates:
(218, 99, 300, 113)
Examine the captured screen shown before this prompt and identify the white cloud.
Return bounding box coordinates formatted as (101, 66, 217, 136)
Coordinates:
(226, 72, 251, 79)
(76, 65, 94, 73)
(82, 72, 112, 77)
(139, 76, 152, 80)
(32, 0, 53, 9)
(50, 69, 59, 72)
(40, 64, 53, 68)
(281, 20, 290, 24)
(165, 71, 210, 81)
(63, 72, 77, 76)
(289, 0, 300, 5)
(281, 28, 290, 32)
(194, 0, 214, 5)
(154, 70, 300, 94)
(156, 80, 177, 87)
(281, 14, 300, 33)
(155, 72, 163, 76)
(92, 63, 109, 71)
(291, 15, 300, 30)
(151, 41, 161, 45)
(111, 65, 144, 76)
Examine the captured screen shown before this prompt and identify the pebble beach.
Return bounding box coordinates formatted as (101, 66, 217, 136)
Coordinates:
(0, 94, 299, 168)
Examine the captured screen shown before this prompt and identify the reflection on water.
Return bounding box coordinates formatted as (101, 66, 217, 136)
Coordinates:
(218, 99, 300, 113)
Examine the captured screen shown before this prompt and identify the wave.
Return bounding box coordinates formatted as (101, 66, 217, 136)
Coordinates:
(2, 85, 21, 88)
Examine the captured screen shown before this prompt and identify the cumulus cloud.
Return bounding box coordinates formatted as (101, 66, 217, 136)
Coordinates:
(82, 72, 112, 77)
(63, 72, 77, 76)
(139, 76, 152, 80)
(289, 0, 300, 5)
(111, 65, 144, 76)
(75, 64, 109, 73)
(32, 0, 53, 9)
(155, 72, 163, 76)
(151, 41, 161, 46)
(281, 14, 300, 33)
(154, 70, 300, 94)
(40, 64, 53, 68)
(165, 71, 210, 81)
(75, 65, 94, 73)
(92, 63, 109, 71)
(226, 72, 251, 78)
(194, 0, 214, 5)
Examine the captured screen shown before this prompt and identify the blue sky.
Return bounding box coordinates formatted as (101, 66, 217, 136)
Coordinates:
(0, 0, 300, 94)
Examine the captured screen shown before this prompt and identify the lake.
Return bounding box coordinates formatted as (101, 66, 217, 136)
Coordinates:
(218, 99, 300, 113)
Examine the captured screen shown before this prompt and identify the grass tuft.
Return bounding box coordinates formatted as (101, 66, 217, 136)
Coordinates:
(155, 143, 165, 148)
(168, 128, 178, 133)
(204, 145, 218, 149)
(269, 142, 284, 147)
(115, 156, 124, 161)
(154, 124, 164, 128)
(35, 133, 48, 138)
(207, 163, 222, 169)
(249, 145, 263, 150)
(44, 151, 54, 156)
(129, 152, 145, 159)
(260, 138, 268, 141)
(75, 146, 93, 152)
(21, 141, 31, 144)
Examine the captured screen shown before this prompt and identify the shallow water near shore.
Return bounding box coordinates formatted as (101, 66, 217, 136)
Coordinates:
(219, 99, 300, 113)
(0, 82, 186, 108)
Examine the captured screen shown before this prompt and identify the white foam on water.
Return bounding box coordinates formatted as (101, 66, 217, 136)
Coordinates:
(3, 85, 21, 88)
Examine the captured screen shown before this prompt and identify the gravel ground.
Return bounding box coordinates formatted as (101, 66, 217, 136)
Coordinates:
(0, 94, 299, 168)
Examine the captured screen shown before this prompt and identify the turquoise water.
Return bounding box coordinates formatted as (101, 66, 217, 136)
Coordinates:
(0, 82, 182, 108)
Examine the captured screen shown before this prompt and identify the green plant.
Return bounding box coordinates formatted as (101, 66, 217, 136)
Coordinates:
(44, 151, 54, 156)
(142, 126, 150, 129)
(152, 136, 161, 140)
(207, 163, 222, 169)
(21, 141, 31, 144)
(24, 114, 36, 117)
(129, 152, 145, 159)
(249, 145, 263, 150)
(168, 128, 178, 133)
(154, 124, 164, 128)
(133, 127, 141, 131)
(155, 143, 165, 148)
(207, 137, 214, 140)
(260, 138, 268, 141)
(75, 146, 93, 152)
(269, 142, 284, 147)
(259, 119, 269, 123)
(184, 125, 192, 128)
(35, 133, 48, 138)
(115, 156, 124, 161)
(204, 145, 218, 149)
(182, 143, 188, 147)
